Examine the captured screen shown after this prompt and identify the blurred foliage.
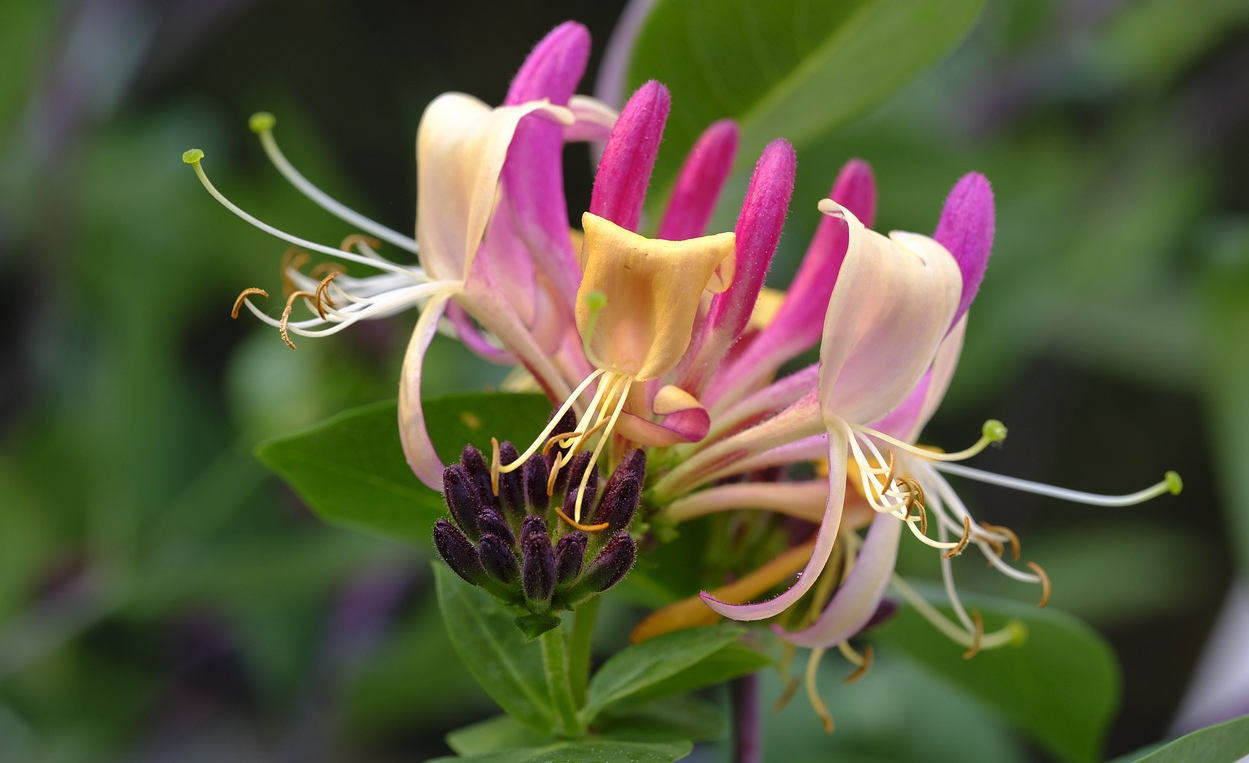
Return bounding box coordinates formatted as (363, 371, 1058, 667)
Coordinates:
(1, 0, 1247, 761)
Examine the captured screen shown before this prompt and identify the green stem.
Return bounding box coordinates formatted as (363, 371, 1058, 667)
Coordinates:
(568, 595, 601, 706)
(540, 624, 584, 737)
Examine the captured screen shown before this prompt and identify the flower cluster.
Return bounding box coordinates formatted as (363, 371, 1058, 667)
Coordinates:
(184, 19, 1181, 704)
(433, 436, 643, 636)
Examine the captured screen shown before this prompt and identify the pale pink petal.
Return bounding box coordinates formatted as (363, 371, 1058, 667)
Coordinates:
(616, 408, 710, 446)
(817, 202, 962, 426)
(416, 94, 572, 282)
(667, 480, 828, 523)
(445, 302, 517, 364)
(398, 292, 454, 489)
(774, 511, 902, 647)
(564, 96, 618, 141)
(709, 363, 817, 438)
(657, 120, 739, 240)
(701, 433, 848, 621)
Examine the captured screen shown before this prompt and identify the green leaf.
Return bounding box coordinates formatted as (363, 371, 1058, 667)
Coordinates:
(583, 626, 755, 720)
(873, 585, 1119, 763)
(427, 739, 692, 763)
(447, 696, 724, 756)
(433, 563, 556, 734)
(615, 640, 772, 709)
(254, 393, 551, 546)
(624, 0, 986, 205)
(1107, 713, 1249, 763)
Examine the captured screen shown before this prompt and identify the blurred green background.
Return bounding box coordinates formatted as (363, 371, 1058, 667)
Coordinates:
(1, 0, 1247, 761)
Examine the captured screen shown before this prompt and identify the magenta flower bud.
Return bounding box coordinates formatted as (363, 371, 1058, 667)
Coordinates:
(580, 530, 637, 594)
(933, 173, 995, 324)
(705, 140, 796, 338)
(705, 159, 877, 409)
(657, 120, 740, 240)
(592, 448, 645, 530)
(504, 21, 590, 107)
(442, 464, 483, 540)
(495, 441, 527, 519)
(589, 81, 670, 232)
(554, 531, 588, 585)
(479, 533, 520, 584)
(433, 519, 486, 586)
(522, 531, 556, 603)
(476, 508, 515, 549)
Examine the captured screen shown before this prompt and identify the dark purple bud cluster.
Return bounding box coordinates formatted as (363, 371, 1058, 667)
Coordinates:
(432, 438, 645, 622)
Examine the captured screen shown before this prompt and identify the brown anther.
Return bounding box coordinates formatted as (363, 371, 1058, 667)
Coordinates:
(981, 522, 1021, 561)
(962, 610, 984, 660)
(312, 272, 340, 318)
(912, 500, 929, 537)
(873, 451, 897, 501)
(942, 516, 973, 559)
(279, 248, 310, 295)
(231, 287, 269, 319)
(1026, 561, 1051, 608)
(553, 507, 609, 533)
(340, 233, 381, 253)
(982, 537, 1005, 559)
(844, 644, 873, 684)
(489, 438, 501, 497)
(279, 289, 316, 350)
(310, 262, 347, 278)
(772, 677, 800, 714)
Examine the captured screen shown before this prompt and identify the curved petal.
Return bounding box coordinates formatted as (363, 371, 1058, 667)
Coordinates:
(700, 431, 848, 621)
(817, 202, 962, 426)
(773, 510, 902, 648)
(399, 291, 454, 489)
(416, 93, 573, 282)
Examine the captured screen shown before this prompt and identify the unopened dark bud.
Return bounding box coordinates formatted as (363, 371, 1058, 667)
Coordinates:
(459, 445, 499, 510)
(560, 452, 598, 517)
(476, 508, 515, 548)
(582, 531, 636, 593)
(523, 455, 551, 512)
(521, 515, 548, 543)
(861, 598, 898, 632)
(496, 441, 527, 518)
(554, 531, 588, 585)
(593, 448, 645, 530)
(478, 533, 520, 584)
(522, 532, 556, 603)
(433, 519, 485, 585)
(443, 464, 483, 539)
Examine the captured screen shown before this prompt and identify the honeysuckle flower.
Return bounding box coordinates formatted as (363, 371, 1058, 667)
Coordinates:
(637, 172, 1181, 689)
(180, 21, 617, 486)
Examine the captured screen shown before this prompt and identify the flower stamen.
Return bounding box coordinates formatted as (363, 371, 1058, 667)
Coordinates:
(941, 516, 973, 559)
(837, 642, 873, 683)
(1026, 561, 1051, 607)
(980, 522, 1021, 560)
(805, 648, 835, 733)
(962, 610, 984, 660)
(231, 288, 269, 319)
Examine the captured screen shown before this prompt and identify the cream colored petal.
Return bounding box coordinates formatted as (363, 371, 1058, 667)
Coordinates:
(576, 213, 735, 380)
(416, 93, 573, 282)
(817, 202, 962, 427)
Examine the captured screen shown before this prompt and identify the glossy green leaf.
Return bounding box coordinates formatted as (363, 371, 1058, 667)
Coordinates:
(624, 0, 986, 204)
(434, 563, 556, 734)
(614, 640, 772, 709)
(582, 626, 752, 720)
(254, 393, 551, 546)
(1108, 713, 1249, 763)
(427, 739, 692, 763)
(873, 585, 1119, 763)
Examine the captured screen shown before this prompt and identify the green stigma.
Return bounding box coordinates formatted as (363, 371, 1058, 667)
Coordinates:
(982, 419, 1007, 443)
(1165, 471, 1183, 495)
(1005, 618, 1028, 647)
(181, 148, 205, 165)
(249, 112, 277, 134)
